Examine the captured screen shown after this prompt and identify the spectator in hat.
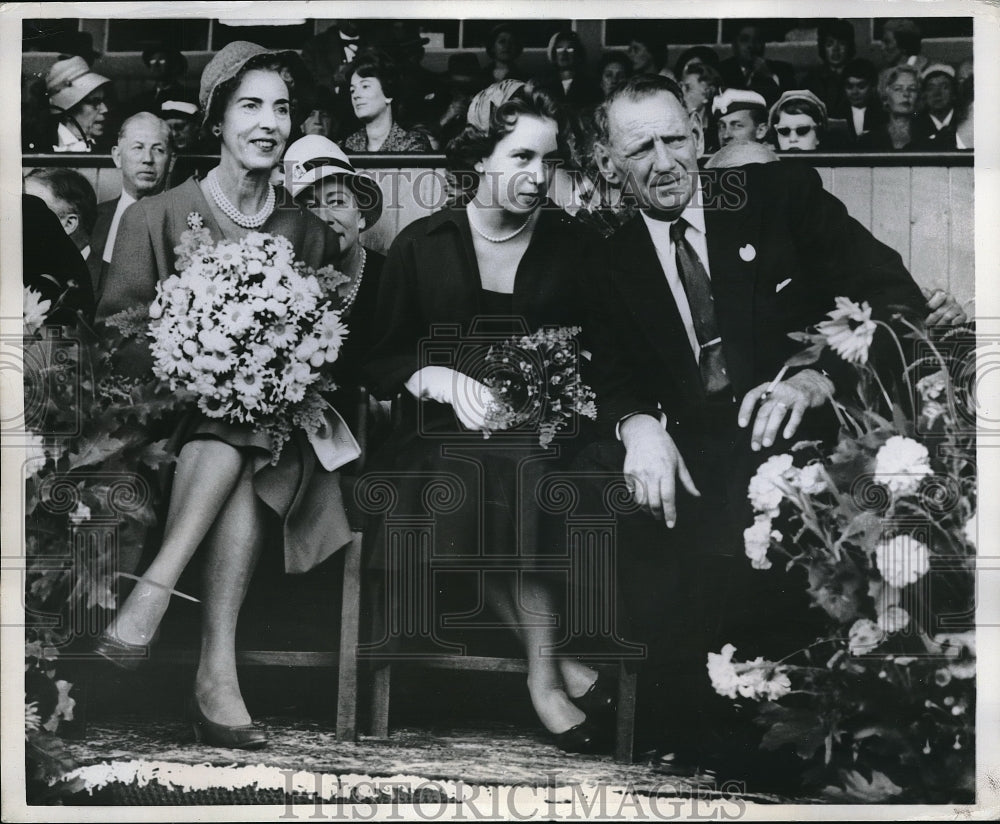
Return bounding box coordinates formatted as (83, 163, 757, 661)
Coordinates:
(159, 89, 203, 152)
(673, 45, 720, 80)
(298, 83, 347, 140)
(767, 90, 828, 152)
(89, 113, 173, 299)
(718, 21, 795, 107)
(712, 88, 769, 149)
(880, 19, 928, 75)
(438, 52, 488, 147)
(24, 168, 98, 266)
(913, 64, 958, 149)
(282, 134, 386, 382)
(858, 64, 921, 151)
(801, 19, 855, 117)
(371, 21, 445, 135)
(536, 30, 601, 110)
(484, 23, 526, 84)
(343, 49, 433, 152)
(124, 43, 190, 117)
(840, 58, 885, 146)
(45, 55, 112, 152)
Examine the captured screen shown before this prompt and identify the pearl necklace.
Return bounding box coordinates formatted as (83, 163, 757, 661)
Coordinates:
(205, 169, 276, 229)
(467, 204, 532, 243)
(342, 247, 367, 310)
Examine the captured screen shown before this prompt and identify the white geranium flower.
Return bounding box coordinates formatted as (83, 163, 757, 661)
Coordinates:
(743, 514, 778, 570)
(707, 644, 740, 699)
(295, 337, 321, 362)
(873, 435, 932, 496)
(877, 605, 911, 633)
(816, 297, 876, 364)
(794, 462, 828, 495)
(848, 618, 885, 655)
(875, 534, 931, 588)
(747, 454, 795, 516)
(25, 701, 41, 736)
(69, 502, 91, 524)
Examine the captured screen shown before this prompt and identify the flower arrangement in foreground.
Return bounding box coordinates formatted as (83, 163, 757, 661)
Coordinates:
(482, 326, 597, 447)
(148, 216, 350, 461)
(708, 297, 976, 803)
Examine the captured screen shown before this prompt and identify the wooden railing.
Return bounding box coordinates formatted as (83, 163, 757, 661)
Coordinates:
(23, 151, 975, 308)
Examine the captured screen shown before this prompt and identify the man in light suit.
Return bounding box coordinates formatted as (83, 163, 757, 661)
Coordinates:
(577, 74, 927, 766)
(90, 112, 172, 301)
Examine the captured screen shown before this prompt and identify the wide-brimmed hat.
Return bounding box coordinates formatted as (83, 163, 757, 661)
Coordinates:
(467, 79, 526, 132)
(142, 43, 188, 76)
(199, 40, 296, 124)
(767, 89, 829, 130)
(46, 55, 111, 112)
(282, 135, 383, 227)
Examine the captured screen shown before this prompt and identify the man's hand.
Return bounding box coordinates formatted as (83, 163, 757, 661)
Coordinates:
(738, 368, 834, 452)
(404, 366, 497, 431)
(620, 415, 701, 527)
(924, 288, 968, 326)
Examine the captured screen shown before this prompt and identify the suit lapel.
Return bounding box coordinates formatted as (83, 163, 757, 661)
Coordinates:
(610, 217, 702, 398)
(704, 177, 760, 394)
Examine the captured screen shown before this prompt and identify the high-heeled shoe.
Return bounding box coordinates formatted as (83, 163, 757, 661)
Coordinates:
(188, 696, 268, 750)
(552, 718, 609, 754)
(569, 670, 617, 717)
(93, 629, 158, 671)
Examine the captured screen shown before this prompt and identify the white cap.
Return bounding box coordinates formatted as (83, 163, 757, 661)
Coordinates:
(712, 88, 767, 116)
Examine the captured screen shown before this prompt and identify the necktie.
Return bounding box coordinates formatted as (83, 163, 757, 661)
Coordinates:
(670, 218, 731, 396)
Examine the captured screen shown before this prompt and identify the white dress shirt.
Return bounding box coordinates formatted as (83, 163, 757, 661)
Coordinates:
(640, 199, 712, 362)
(102, 191, 136, 264)
(930, 110, 954, 131)
(850, 106, 867, 137)
(54, 122, 89, 153)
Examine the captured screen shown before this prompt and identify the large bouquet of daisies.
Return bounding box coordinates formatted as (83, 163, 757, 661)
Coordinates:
(148, 214, 350, 461)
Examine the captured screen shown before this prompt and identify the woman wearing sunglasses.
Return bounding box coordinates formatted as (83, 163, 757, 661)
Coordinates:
(767, 89, 828, 152)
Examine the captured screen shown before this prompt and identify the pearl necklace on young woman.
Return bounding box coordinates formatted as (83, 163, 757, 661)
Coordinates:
(205, 169, 276, 229)
(341, 247, 367, 310)
(466, 203, 532, 243)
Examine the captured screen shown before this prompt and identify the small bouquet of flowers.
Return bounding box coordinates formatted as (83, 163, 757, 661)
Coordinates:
(707, 297, 976, 802)
(482, 326, 597, 447)
(148, 217, 350, 462)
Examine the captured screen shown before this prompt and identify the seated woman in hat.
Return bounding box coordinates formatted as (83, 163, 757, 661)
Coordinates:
(343, 49, 433, 153)
(767, 89, 829, 151)
(94, 41, 354, 750)
(44, 56, 113, 152)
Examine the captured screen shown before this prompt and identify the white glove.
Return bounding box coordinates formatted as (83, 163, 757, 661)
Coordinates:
(404, 366, 496, 431)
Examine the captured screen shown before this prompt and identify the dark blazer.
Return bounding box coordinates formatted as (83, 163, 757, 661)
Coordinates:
(22, 194, 95, 326)
(587, 160, 926, 436)
(534, 70, 602, 110)
(88, 197, 118, 300)
(363, 204, 593, 399)
(843, 105, 887, 144)
(912, 111, 958, 150)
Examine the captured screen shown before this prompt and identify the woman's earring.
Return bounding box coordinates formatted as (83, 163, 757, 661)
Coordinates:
(474, 162, 484, 173)
(212, 125, 221, 137)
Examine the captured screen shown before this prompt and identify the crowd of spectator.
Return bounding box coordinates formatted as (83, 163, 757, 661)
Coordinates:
(22, 17, 973, 161)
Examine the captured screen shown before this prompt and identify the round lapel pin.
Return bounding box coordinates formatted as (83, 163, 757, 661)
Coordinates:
(739, 244, 756, 262)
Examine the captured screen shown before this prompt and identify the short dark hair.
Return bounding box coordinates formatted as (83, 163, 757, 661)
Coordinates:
(204, 54, 287, 136)
(599, 51, 632, 77)
(345, 48, 399, 102)
(486, 23, 523, 61)
(445, 86, 561, 200)
(842, 57, 878, 86)
(817, 19, 856, 61)
(628, 32, 668, 71)
(593, 73, 685, 147)
(24, 167, 97, 235)
(883, 19, 922, 57)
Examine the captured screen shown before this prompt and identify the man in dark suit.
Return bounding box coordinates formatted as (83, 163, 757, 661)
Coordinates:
(912, 63, 959, 150)
(717, 22, 795, 107)
(90, 112, 172, 301)
(839, 58, 886, 145)
(578, 74, 926, 764)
